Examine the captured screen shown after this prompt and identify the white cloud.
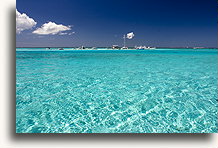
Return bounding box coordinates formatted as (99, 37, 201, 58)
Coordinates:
(68, 32, 75, 35)
(126, 32, 134, 39)
(16, 9, 37, 34)
(59, 32, 68, 35)
(33, 22, 71, 35)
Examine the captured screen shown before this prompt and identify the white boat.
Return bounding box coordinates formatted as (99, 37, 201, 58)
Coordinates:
(135, 46, 156, 50)
(121, 46, 128, 49)
(79, 46, 85, 49)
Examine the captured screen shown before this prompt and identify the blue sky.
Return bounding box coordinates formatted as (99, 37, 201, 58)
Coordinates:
(16, 0, 217, 47)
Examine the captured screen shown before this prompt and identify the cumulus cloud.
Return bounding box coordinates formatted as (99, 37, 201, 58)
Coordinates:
(33, 22, 71, 35)
(126, 32, 134, 39)
(16, 9, 37, 34)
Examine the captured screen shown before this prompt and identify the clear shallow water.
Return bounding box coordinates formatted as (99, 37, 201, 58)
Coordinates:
(16, 48, 217, 133)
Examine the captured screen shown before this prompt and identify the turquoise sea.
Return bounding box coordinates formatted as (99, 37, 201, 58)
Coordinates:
(16, 48, 217, 133)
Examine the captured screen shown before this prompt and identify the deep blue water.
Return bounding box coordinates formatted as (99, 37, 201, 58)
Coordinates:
(16, 48, 217, 133)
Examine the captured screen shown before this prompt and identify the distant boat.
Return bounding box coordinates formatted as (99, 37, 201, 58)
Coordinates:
(112, 45, 120, 49)
(121, 47, 128, 49)
(79, 46, 85, 49)
(59, 48, 64, 50)
(135, 46, 156, 50)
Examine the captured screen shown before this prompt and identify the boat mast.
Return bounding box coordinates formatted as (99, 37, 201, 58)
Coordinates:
(123, 34, 126, 47)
